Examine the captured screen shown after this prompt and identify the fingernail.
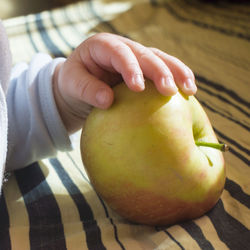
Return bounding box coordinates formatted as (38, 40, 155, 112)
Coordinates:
(184, 78, 197, 92)
(162, 77, 178, 91)
(96, 88, 109, 106)
(132, 74, 145, 89)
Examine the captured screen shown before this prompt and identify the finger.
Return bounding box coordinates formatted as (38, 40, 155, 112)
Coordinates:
(150, 48, 197, 95)
(116, 36, 179, 96)
(84, 33, 145, 92)
(76, 44, 123, 87)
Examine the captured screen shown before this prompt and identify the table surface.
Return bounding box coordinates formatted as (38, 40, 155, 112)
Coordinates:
(1, 0, 249, 249)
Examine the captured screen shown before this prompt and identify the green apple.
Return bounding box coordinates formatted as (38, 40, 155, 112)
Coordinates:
(80, 80, 226, 226)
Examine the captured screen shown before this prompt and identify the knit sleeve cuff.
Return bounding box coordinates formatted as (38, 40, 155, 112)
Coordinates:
(38, 55, 73, 152)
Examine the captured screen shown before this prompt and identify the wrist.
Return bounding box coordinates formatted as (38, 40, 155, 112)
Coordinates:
(52, 62, 83, 134)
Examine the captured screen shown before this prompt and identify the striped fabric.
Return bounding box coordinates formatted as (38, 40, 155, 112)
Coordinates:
(1, 0, 249, 249)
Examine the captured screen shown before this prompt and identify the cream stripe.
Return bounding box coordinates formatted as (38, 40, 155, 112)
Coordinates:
(100, 215, 156, 250)
(3, 174, 30, 250)
(222, 190, 250, 229)
(39, 160, 88, 250)
(195, 216, 229, 250)
(167, 225, 201, 249)
(226, 162, 250, 195)
(150, 230, 182, 250)
(5, 17, 37, 64)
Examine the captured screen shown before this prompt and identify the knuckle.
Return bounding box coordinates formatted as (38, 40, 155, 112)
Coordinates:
(126, 61, 140, 69)
(137, 46, 152, 60)
(75, 78, 91, 100)
(126, 62, 141, 77)
(149, 47, 167, 58)
(149, 47, 195, 80)
(91, 32, 110, 40)
(167, 54, 183, 65)
(111, 43, 126, 56)
(149, 47, 161, 53)
(189, 69, 195, 80)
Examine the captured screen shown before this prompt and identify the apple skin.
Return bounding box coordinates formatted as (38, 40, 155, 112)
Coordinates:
(80, 80, 226, 226)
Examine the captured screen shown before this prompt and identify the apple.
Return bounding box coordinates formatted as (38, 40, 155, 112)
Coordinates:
(80, 80, 227, 226)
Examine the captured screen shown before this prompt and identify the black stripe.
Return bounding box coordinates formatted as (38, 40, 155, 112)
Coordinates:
(211, 1, 250, 16)
(180, 221, 214, 250)
(214, 127, 250, 155)
(198, 98, 250, 132)
(25, 16, 39, 53)
(50, 158, 106, 250)
(196, 74, 250, 114)
(160, 0, 250, 17)
(163, 1, 250, 41)
(207, 199, 250, 250)
(222, 0, 250, 4)
(214, 128, 250, 166)
(0, 193, 11, 250)
(66, 153, 126, 250)
(225, 178, 250, 209)
(197, 84, 250, 120)
(15, 162, 67, 250)
(49, 12, 75, 51)
(217, 0, 250, 6)
(163, 229, 185, 250)
(155, 226, 185, 249)
(150, 0, 158, 7)
(35, 13, 65, 57)
(95, 195, 125, 250)
(178, 0, 250, 28)
(228, 145, 250, 166)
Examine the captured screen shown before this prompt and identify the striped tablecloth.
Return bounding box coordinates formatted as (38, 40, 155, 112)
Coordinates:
(1, 0, 249, 249)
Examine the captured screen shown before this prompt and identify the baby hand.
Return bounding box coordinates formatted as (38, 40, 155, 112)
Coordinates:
(53, 33, 196, 133)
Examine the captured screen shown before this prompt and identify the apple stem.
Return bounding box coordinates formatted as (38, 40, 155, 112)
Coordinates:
(195, 141, 229, 152)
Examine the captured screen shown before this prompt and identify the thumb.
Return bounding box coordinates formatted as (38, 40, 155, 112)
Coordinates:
(59, 61, 114, 110)
(54, 62, 114, 133)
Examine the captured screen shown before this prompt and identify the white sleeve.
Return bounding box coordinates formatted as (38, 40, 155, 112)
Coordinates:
(6, 53, 72, 170)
